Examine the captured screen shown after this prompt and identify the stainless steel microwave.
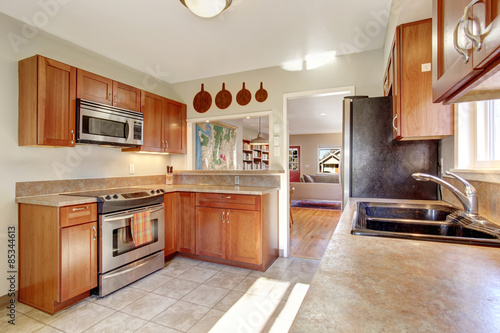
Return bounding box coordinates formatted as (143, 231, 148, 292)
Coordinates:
(76, 99, 143, 147)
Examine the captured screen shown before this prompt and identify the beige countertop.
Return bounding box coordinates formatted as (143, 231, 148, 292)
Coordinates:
(16, 184, 279, 207)
(290, 198, 500, 332)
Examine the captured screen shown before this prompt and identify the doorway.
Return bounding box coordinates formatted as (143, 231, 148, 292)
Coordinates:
(284, 86, 355, 260)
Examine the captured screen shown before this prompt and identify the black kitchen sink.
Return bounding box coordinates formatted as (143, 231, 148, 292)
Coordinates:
(352, 202, 500, 247)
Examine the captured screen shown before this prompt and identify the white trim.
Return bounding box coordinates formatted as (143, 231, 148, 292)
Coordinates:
(187, 110, 272, 123)
(283, 85, 355, 257)
(449, 169, 500, 184)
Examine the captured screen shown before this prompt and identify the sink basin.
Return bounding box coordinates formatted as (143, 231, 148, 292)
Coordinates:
(352, 202, 500, 247)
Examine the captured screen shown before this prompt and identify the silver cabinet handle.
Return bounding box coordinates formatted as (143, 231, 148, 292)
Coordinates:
(227, 211, 229, 224)
(108, 92, 112, 101)
(114, 95, 117, 105)
(454, 16, 471, 63)
(464, 0, 484, 51)
(166, 141, 169, 149)
(92, 226, 97, 240)
(72, 206, 89, 211)
(392, 114, 398, 132)
(71, 130, 75, 144)
(222, 211, 225, 223)
(222, 196, 231, 199)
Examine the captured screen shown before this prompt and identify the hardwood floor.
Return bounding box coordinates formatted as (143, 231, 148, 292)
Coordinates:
(290, 207, 341, 260)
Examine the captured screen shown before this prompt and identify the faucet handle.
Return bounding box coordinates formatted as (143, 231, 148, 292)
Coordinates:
(445, 171, 477, 195)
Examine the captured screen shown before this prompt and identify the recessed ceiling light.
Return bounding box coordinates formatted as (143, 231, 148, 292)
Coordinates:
(246, 116, 250, 119)
(205, 120, 210, 123)
(320, 113, 327, 116)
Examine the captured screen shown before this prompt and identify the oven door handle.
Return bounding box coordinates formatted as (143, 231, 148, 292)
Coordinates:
(104, 214, 135, 222)
(103, 251, 164, 279)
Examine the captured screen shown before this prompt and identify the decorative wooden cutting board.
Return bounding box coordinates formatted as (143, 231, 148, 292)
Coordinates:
(255, 82, 268, 102)
(215, 83, 232, 109)
(193, 84, 212, 113)
(236, 82, 251, 106)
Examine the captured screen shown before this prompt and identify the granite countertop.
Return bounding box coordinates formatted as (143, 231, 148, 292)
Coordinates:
(290, 198, 500, 332)
(16, 184, 279, 207)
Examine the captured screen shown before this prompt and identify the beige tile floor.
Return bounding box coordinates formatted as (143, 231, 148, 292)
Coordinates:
(0, 256, 320, 333)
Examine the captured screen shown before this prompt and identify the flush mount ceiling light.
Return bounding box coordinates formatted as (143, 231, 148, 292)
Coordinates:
(250, 117, 269, 146)
(180, 0, 232, 18)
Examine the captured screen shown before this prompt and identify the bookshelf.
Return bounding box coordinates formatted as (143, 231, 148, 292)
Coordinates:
(243, 139, 269, 170)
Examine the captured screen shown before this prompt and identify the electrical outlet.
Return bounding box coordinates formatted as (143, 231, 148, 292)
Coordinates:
(129, 164, 135, 174)
(235, 176, 239, 185)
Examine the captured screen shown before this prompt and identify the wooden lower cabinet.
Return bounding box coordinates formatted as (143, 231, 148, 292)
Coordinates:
(194, 192, 278, 270)
(177, 192, 196, 254)
(164, 192, 177, 256)
(19, 203, 98, 314)
(60, 222, 97, 301)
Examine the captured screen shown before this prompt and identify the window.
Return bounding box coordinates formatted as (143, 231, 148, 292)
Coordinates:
(456, 99, 500, 170)
(318, 147, 340, 173)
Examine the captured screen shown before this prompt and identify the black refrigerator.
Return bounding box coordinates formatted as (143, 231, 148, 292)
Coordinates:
(340, 96, 439, 209)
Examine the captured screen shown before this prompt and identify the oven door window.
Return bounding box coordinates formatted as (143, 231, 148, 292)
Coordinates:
(112, 217, 159, 256)
(83, 115, 127, 139)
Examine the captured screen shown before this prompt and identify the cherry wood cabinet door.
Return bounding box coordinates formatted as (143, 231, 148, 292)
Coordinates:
(400, 20, 453, 138)
(113, 81, 141, 112)
(164, 100, 187, 154)
(177, 192, 196, 254)
(76, 69, 113, 105)
(226, 209, 261, 265)
(60, 222, 97, 302)
(37, 56, 77, 147)
(164, 193, 177, 256)
(140, 91, 164, 152)
(195, 207, 225, 259)
(432, 0, 482, 102)
(470, 0, 500, 68)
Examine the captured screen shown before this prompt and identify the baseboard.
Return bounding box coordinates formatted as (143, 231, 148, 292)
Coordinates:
(0, 292, 14, 307)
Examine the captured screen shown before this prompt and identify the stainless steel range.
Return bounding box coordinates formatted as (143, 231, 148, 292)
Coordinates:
(68, 187, 166, 297)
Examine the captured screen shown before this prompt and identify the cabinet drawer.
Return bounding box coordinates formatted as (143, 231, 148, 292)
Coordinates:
(196, 193, 260, 211)
(60, 204, 97, 227)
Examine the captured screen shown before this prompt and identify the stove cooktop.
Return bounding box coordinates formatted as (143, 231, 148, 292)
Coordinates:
(67, 187, 165, 202)
(62, 187, 166, 213)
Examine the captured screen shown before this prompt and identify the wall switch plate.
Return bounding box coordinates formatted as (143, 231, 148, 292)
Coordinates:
(274, 147, 280, 156)
(273, 124, 280, 133)
(235, 176, 239, 185)
(421, 63, 431, 72)
(273, 136, 279, 146)
(129, 164, 135, 174)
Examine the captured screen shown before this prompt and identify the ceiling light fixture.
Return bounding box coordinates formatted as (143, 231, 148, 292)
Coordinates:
(250, 118, 269, 146)
(180, 0, 232, 18)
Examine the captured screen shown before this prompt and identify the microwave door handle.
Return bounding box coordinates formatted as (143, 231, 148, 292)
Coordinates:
(125, 119, 132, 142)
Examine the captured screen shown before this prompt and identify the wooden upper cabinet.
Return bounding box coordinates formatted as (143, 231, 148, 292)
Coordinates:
(139, 91, 164, 152)
(433, 0, 500, 103)
(390, 19, 453, 140)
(76, 69, 113, 105)
(76, 69, 140, 111)
(123, 90, 187, 153)
(165, 100, 187, 154)
(19, 55, 77, 147)
(113, 81, 141, 112)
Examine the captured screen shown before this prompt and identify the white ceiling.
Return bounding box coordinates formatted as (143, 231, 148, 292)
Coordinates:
(0, 0, 392, 83)
(288, 93, 348, 135)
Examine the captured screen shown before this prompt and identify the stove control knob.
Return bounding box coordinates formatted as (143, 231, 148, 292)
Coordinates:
(151, 190, 155, 194)
(156, 189, 161, 193)
(105, 195, 111, 200)
(159, 189, 165, 193)
(113, 194, 119, 199)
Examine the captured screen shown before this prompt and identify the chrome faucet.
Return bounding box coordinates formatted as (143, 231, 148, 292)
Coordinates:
(412, 171, 478, 216)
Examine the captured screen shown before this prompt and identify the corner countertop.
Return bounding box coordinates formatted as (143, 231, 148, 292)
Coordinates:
(290, 198, 500, 332)
(15, 184, 279, 207)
